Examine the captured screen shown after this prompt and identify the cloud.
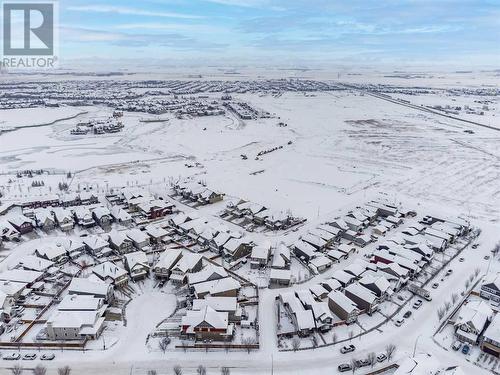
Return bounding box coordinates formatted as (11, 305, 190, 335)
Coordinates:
(61, 26, 227, 50)
(67, 5, 204, 19)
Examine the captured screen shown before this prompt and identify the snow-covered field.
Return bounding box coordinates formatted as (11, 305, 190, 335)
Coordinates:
(0, 72, 499, 374)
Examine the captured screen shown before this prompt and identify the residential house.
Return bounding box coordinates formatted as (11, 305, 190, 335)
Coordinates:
(193, 277, 241, 299)
(107, 230, 134, 254)
(344, 283, 379, 315)
(249, 243, 271, 269)
(480, 274, 500, 302)
(67, 278, 113, 302)
(127, 228, 151, 250)
(34, 209, 56, 231)
(153, 249, 183, 279)
(269, 269, 292, 287)
(454, 300, 493, 345)
(72, 206, 95, 228)
(92, 261, 128, 287)
(52, 207, 75, 231)
(123, 251, 150, 281)
(92, 206, 113, 228)
(327, 290, 359, 324)
(481, 315, 500, 357)
(181, 306, 233, 341)
(7, 215, 33, 234)
(223, 238, 253, 261)
(169, 253, 203, 284)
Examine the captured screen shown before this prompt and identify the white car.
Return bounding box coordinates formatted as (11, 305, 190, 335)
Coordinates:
(3, 353, 21, 360)
(377, 353, 387, 362)
(413, 300, 423, 309)
(395, 318, 405, 327)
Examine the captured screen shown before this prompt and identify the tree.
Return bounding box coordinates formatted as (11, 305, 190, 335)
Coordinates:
(58, 367, 71, 375)
(332, 332, 338, 344)
(350, 358, 359, 374)
(221, 367, 230, 375)
(11, 365, 23, 375)
(173, 365, 182, 375)
(243, 337, 256, 353)
(292, 337, 300, 351)
(385, 343, 397, 361)
(33, 366, 47, 375)
(348, 330, 354, 342)
(367, 352, 376, 368)
(197, 365, 207, 375)
(147, 371, 157, 375)
(159, 337, 170, 354)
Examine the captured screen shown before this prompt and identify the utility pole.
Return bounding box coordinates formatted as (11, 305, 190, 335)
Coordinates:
(413, 334, 422, 357)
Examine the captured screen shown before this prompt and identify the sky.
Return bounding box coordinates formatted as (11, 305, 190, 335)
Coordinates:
(52, 0, 500, 68)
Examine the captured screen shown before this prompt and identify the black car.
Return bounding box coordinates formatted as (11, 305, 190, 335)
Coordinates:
(403, 311, 412, 319)
(355, 359, 370, 368)
(338, 364, 352, 372)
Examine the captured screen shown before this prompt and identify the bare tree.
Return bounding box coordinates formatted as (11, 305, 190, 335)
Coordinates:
(159, 337, 170, 354)
(292, 337, 300, 351)
(11, 365, 23, 375)
(173, 365, 182, 375)
(197, 365, 207, 375)
(451, 293, 459, 304)
(444, 301, 451, 312)
(242, 337, 256, 353)
(437, 307, 446, 320)
(348, 330, 354, 342)
(385, 343, 397, 361)
(147, 371, 157, 375)
(367, 352, 376, 368)
(221, 367, 230, 375)
(33, 365, 47, 375)
(58, 367, 71, 375)
(350, 358, 358, 374)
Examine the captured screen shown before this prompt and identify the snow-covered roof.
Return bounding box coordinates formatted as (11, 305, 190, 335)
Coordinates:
(345, 283, 377, 304)
(192, 296, 237, 312)
(19, 255, 54, 271)
(194, 277, 241, 296)
(0, 269, 43, 284)
(187, 264, 227, 285)
(182, 306, 228, 331)
(454, 300, 493, 332)
(92, 261, 127, 280)
(58, 294, 104, 311)
(327, 290, 358, 314)
(154, 249, 183, 270)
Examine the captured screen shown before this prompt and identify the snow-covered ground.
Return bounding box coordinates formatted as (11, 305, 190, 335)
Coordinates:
(0, 73, 499, 374)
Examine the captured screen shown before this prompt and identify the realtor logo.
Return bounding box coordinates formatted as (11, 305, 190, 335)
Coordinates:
(3, 2, 53, 55)
(1, 1, 58, 68)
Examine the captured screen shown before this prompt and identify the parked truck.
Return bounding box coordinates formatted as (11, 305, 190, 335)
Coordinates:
(407, 282, 432, 301)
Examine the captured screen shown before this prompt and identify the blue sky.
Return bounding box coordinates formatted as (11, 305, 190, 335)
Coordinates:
(57, 0, 500, 67)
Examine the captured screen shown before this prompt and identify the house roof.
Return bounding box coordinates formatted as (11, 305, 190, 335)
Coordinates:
(154, 249, 183, 270)
(194, 277, 241, 296)
(58, 294, 103, 311)
(345, 283, 377, 304)
(454, 300, 493, 332)
(92, 261, 127, 281)
(124, 251, 149, 269)
(188, 264, 227, 285)
(68, 278, 111, 297)
(328, 290, 358, 314)
(182, 306, 228, 331)
(18, 255, 54, 272)
(0, 269, 43, 284)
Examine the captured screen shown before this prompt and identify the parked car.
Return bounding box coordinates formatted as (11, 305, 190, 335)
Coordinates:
(452, 341, 462, 351)
(41, 353, 55, 360)
(462, 345, 470, 355)
(413, 300, 423, 309)
(485, 256, 490, 260)
(22, 353, 36, 360)
(3, 353, 20, 360)
(338, 364, 352, 372)
(355, 359, 370, 368)
(395, 318, 405, 327)
(472, 244, 478, 249)
(446, 269, 453, 276)
(403, 311, 412, 318)
(377, 353, 387, 362)
(459, 257, 464, 262)
(432, 283, 439, 289)
(340, 344, 355, 354)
